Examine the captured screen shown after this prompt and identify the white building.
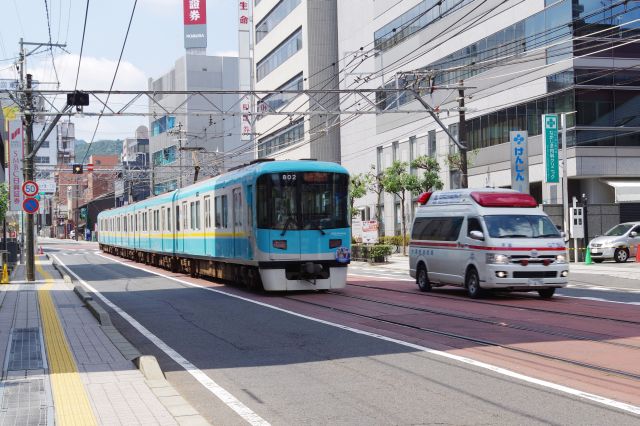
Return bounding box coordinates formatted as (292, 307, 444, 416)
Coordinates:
(338, 0, 640, 236)
(253, 0, 341, 162)
(148, 55, 248, 194)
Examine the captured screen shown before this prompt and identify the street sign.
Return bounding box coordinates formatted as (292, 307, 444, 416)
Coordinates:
(542, 114, 559, 183)
(87, 163, 94, 171)
(22, 180, 39, 197)
(510, 131, 529, 194)
(22, 197, 40, 214)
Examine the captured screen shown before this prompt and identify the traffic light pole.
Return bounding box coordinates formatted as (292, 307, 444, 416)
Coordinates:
(24, 74, 35, 281)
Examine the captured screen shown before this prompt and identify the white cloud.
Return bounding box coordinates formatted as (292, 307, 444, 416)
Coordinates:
(22, 54, 150, 142)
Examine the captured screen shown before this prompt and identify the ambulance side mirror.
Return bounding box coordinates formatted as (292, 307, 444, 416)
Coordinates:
(469, 230, 484, 241)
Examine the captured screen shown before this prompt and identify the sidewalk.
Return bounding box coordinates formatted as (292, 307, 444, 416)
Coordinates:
(351, 253, 640, 282)
(0, 255, 209, 425)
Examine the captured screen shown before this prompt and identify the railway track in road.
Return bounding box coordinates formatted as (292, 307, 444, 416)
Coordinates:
(347, 282, 640, 325)
(283, 293, 640, 382)
(325, 290, 640, 351)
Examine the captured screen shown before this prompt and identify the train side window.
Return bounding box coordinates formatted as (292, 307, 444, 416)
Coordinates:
(124, 215, 128, 232)
(161, 207, 165, 231)
(233, 188, 242, 227)
(222, 194, 228, 228)
(204, 196, 211, 229)
(195, 200, 201, 230)
(182, 202, 188, 230)
(176, 207, 180, 231)
(190, 202, 195, 230)
(167, 208, 171, 231)
(215, 196, 222, 228)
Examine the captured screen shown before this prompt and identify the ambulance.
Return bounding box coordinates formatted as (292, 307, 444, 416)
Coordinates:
(409, 189, 569, 299)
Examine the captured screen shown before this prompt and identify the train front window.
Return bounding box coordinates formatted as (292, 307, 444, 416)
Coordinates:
(257, 172, 349, 230)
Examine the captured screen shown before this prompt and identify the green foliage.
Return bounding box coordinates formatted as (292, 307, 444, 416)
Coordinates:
(369, 244, 394, 259)
(411, 155, 443, 192)
(73, 139, 123, 161)
(380, 161, 422, 197)
(351, 244, 394, 262)
(349, 173, 370, 218)
(379, 235, 409, 246)
(0, 184, 7, 223)
(380, 161, 422, 254)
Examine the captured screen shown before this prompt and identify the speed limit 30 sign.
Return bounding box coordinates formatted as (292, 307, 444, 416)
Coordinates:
(22, 180, 39, 197)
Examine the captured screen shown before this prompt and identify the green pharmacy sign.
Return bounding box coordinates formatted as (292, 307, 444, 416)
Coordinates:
(543, 114, 559, 183)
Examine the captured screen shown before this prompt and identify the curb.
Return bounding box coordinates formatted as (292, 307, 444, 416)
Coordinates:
(49, 256, 211, 425)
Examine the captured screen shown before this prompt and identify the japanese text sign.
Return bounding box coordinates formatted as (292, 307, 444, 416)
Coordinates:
(510, 131, 529, 194)
(543, 114, 559, 183)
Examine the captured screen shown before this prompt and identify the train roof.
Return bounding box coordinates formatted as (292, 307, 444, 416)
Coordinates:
(98, 159, 348, 218)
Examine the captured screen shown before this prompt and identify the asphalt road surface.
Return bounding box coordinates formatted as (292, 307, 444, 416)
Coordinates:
(45, 240, 640, 425)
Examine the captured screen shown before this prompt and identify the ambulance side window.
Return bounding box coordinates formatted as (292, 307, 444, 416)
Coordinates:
(467, 217, 483, 236)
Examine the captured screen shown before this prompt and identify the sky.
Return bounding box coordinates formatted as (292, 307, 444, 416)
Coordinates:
(0, 0, 239, 142)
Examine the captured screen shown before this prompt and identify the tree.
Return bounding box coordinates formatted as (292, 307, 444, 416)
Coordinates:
(411, 155, 443, 192)
(380, 161, 422, 255)
(365, 165, 385, 238)
(0, 184, 7, 224)
(349, 173, 370, 219)
(446, 148, 478, 188)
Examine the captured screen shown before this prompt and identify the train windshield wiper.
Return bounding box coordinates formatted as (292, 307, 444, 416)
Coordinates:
(280, 217, 296, 236)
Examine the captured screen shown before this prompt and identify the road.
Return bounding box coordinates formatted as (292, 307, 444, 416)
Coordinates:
(44, 239, 640, 425)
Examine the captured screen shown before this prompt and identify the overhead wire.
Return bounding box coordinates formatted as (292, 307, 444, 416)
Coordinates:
(74, 0, 90, 92)
(80, 0, 138, 165)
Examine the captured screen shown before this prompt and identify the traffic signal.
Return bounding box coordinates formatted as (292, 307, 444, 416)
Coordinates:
(72, 164, 83, 174)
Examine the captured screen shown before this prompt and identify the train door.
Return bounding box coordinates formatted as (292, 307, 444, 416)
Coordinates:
(232, 187, 245, 258)
(245, 185, 253, 259)
(160, 207, 166, 252)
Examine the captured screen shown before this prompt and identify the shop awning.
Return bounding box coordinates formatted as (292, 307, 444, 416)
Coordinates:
(603, 180, 640, 202)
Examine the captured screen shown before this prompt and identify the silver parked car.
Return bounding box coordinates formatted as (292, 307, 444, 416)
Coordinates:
(589, 222, 640, 263)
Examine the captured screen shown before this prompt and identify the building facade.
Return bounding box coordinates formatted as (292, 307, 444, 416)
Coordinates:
(338, 0, 640, 236)
(148, 55, 247, 195)
(253, 0, 341, 162)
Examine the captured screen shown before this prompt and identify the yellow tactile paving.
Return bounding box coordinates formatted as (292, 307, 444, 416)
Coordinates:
(36, 262, 97, 426)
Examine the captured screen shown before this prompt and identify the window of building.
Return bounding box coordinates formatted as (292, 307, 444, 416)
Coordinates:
(374, 0, 473, 51)
(257, 119, 304, 157)
(256, 28, 302, 81)
(256, 0, 301, 44)
(257, 73, 303, 118)
(428, 130, 436, 157)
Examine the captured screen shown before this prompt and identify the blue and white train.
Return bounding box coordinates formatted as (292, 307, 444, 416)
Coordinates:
(97, 159, 351, 291)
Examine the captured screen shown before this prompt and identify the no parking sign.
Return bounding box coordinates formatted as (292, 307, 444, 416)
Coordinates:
(22, 197, 40, 214)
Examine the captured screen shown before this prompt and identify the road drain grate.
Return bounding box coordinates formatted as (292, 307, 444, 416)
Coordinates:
(0, 378, 48, 426)
(7, 328, 43, 371)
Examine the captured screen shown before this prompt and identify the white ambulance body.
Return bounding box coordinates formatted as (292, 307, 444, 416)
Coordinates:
(409, 189, 569, 299)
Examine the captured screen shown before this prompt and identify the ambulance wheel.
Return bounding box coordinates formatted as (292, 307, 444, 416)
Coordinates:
(416, 265, 431, 292)
(538, 288, 556, 299)
(465, 268, 483, 299)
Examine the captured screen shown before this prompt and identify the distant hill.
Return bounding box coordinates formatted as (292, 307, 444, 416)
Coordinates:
(74, 139, 123, 162)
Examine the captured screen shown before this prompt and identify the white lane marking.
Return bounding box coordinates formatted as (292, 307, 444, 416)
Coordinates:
(557, 294, 640, 306)
(52, 255, 270, 426)
(349, 272, 640, 305)
(567, 284, 640, 294)
(92, 252, 640, 416)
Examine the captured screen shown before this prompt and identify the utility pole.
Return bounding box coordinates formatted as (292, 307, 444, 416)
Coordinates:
(24, 73, 35, 281)
(458, 80, 468, 189)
